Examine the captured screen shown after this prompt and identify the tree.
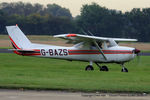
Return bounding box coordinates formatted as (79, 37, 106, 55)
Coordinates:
(0, 2, 150, 42)
(44, 4, 72, 18)
(77, 3, 124, 37)
(0, 10, 7, 34)
(0, 2, 72, 18)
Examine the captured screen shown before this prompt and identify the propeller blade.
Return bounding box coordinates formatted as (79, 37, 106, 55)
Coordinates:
(133, 48, 141, 65)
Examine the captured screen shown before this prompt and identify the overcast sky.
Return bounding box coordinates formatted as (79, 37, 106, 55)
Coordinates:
(0, 0, 150, 17)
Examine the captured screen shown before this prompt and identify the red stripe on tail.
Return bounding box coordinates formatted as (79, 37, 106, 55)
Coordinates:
(9, 36, 20, 49)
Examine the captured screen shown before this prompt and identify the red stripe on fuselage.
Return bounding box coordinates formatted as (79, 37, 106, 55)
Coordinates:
(13, 50, 22, 55)
(34, 49, 40, 51)
(68, 50, 133, 55)
(68, 50, 132, 52)
(13, 50, 41, 56)
(68, 53, 132, 55)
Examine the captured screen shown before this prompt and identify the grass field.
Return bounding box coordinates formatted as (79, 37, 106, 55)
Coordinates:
(0, 53, 150, 93)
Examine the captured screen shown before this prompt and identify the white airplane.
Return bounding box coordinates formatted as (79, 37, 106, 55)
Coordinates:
(6, 25, 140, 72)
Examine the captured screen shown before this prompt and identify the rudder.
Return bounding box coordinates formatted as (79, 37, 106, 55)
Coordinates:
(6, 25, 32, 49)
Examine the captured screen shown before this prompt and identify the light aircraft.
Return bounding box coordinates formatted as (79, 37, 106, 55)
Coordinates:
(6, 25, 140, 72)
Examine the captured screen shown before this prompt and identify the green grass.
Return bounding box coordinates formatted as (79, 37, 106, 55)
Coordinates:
(0, 47, 12, 49)
(142, 50, 150, 53)
(0, 53, 150, 93)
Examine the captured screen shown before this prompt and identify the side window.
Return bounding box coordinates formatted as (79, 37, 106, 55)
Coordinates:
(107, 41, 117, 47)
(90, 42, 103, 49)
(106, 41, 112, 47)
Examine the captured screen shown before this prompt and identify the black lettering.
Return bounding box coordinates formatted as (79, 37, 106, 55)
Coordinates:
(41, 49, 46, 56)
(63, 49, 68, 56)
(49, 49, 53, 56)
(58, 49, 63, 56)
(55, 49, 58, 56)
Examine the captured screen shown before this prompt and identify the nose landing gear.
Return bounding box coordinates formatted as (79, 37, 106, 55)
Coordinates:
(121, 63, 128, 72)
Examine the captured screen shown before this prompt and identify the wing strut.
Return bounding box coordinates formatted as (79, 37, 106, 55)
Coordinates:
(93, 40, 107, 60)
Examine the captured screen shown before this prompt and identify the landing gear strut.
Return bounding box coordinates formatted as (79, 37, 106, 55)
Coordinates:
(121, 63, 128, 72)
(95, 63, 109, 71)
(85, 61, 94, 71)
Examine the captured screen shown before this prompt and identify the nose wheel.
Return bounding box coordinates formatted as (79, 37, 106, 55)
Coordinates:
(121, 68, 128, 72)
(121, 63, 128, 72)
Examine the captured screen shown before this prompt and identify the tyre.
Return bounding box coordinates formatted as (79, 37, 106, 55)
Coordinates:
(85, 65, 94, 71)
(100, 66, 109, 71)
(121, 68, 128, 72)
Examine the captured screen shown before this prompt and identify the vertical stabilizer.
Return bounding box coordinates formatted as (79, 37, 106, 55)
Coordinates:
(6, 25, 32, 49)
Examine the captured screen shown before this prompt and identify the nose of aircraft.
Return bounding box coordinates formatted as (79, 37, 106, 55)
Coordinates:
(133, 48, 141, 54)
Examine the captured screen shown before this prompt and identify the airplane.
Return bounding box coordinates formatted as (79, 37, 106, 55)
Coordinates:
(6, 25, 141, 72)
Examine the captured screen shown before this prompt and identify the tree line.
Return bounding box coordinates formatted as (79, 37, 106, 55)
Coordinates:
(0, 2, 150, 42)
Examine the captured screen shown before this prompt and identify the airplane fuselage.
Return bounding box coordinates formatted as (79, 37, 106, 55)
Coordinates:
(15, 45, 136, 63)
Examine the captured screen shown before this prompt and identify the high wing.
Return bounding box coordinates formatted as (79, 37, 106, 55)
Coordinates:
(54, 34, 137, 61)
(54, 34, 137, 43)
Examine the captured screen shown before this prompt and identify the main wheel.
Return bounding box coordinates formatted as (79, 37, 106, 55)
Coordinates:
(85, 65, 94, 71)
(121, 68, 128, 72)
(100, 66, 109, 71)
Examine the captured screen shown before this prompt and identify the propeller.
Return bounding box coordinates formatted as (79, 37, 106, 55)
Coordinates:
(133, 48, 141, 55)
(133, 48, 141, 64)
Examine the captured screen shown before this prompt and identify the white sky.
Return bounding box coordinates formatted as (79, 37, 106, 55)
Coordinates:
(0, 0, 150, 17)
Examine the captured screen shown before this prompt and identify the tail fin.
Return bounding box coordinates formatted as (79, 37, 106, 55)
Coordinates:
(6, 25, 32, 49)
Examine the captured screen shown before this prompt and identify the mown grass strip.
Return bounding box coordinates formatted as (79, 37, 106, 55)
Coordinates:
(0, 53, 150, 93)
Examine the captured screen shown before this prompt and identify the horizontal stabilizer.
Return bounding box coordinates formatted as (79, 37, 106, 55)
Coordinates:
(8, 49, 40, 53)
